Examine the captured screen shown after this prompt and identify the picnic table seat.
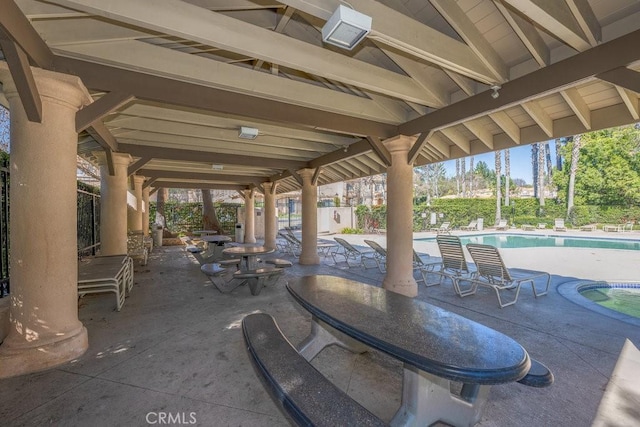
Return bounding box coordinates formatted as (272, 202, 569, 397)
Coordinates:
(242, 313, 385, 427)
(264, 258, 293, 268)
(218, 258, 241, 270)
(186, 245, 203, 253)
(233, 267, 283, 295)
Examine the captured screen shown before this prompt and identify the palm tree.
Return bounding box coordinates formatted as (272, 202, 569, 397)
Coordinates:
(455, 159, 460, 196)
(461, 157, 466, 197)
(504, 149, 510, 207)
(495, 150, 502, 223)
(532, 144, 539, 198)
(567, 135, 581, 217)
(538, 142, 545, 207)
(545, 141, 553, 177)
(554, 138, 563, 170)
(469, 156, 475, 197)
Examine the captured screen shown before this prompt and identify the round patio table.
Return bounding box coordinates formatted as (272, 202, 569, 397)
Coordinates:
(222, 245, 274, 270)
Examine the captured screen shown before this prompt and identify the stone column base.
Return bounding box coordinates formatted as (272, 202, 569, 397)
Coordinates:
(383, 277, 418, 298)
(299, 253, 320, 265)
(0, 326, 88, 378)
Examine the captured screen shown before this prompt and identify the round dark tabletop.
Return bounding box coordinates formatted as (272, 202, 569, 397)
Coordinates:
(222, 245, 274, 255)
(287, 275, 530, 385)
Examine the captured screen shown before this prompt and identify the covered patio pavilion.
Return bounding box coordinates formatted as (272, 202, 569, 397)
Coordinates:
(0, 0, 639, 409)
(1, 238, 639, 425)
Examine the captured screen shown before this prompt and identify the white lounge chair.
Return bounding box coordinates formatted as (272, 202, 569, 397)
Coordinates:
(430, 222, 451, 234)
(465, 243, 551, 308)
(421, 235, 476, 295)
(332, 238, 376, 269)
(364, 240, 387, 273)
(495, 219, 508, 230)
(460, 220, 478, 231)
(553, 218, 567, 231)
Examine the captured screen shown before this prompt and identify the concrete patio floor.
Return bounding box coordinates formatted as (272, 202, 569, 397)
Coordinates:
(2, 230, 639, 426)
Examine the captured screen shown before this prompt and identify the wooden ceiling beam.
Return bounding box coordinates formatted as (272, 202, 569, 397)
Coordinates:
(0, 0, 55, 68)
(55, 56, 397, 138)
(76, 91, 134, 132)
(399, 29, 640, 136)
(0, 35, 42, 122)
(118, 143, 306, 169)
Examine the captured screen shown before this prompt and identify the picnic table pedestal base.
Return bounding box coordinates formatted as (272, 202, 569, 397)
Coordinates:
(296, 317, 369, 361)
(391, 366, 490, 427)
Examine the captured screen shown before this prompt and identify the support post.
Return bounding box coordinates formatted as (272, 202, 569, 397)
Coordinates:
(297, 168, 320, 265)
(96, 151, 132, 255)
(382, 135, 418, 297)
(263, 182, 278, 250)
(0, 64, 91, 377)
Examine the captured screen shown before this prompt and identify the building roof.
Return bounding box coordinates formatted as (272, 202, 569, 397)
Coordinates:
(1, 0, 639, 194)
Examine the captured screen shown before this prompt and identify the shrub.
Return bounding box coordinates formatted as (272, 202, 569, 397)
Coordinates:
(341, 227, 363, 234)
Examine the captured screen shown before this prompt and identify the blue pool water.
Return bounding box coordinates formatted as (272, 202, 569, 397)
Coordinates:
(415, 233, 640, 251)
(578, 283, 640, 319)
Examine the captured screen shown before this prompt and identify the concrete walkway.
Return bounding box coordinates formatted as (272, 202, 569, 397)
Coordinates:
(1, 232, 639, 426)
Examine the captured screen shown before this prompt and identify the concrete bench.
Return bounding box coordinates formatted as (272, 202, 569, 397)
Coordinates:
(233, 267, 283, 295)
(200, 263, 226, 276)
(242, 313, 385, 426)
(264, 258, 293, 269)
(517, 358, 554, 387)
(218, 258, 241, 270)
(186, 245, 204, 253)
(200, 263, 239, 293)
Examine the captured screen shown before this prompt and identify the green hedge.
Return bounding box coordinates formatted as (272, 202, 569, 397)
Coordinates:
(353, 198, 640, 231)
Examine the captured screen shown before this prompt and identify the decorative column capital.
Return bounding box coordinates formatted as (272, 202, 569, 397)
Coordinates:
(382, 135, 416, 154)
(0, 62, 92, 111)
(93, 151, 132, 168)
(296, 168, 316, 184)
(263, 181, 278, 195)
(132, 175, 146, 186)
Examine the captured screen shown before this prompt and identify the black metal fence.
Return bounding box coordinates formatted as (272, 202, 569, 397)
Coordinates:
(149, 202, 240, 235)
(277, 197, 301, 230)
(77, 185, 101, 258)
(0, 161, 101, 297)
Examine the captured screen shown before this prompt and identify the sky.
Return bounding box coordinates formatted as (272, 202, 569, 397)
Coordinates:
(441, 143, 557, 185)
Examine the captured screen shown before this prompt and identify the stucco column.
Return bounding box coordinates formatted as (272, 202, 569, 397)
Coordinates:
(298, 168, 320, 265)
(382, 135, 418, 297)
(263, 182, 278, 250)
(142, 185, 150, 236)
(243, 188, 256, 243)
(127, 175, 145, 232)
(0, 64, 91, 377)
(96, 152, 132, 255)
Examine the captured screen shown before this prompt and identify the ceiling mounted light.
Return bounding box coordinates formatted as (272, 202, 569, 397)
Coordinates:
(322, 5, 372, 50)
(212, 164, 224, 170)
(490, 85, 501, 99)
(239, 126, 259, 140)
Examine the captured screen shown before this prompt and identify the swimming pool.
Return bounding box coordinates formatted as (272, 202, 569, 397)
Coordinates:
(416, 233, 640, 251)
(558, 281, 640, 326)
(579, 283, 640, 318)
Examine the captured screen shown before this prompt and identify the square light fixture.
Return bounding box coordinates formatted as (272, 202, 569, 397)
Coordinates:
(239, 126, 259, 140)
(321, 5, 372, 50)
